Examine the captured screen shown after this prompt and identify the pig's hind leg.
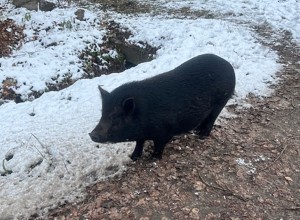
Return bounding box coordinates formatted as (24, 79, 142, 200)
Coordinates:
(195, 103, 226, 139)
(131, 140, 145, 161)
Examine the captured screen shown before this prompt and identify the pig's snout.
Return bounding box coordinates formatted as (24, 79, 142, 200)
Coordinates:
(89, 122, 109, 143)
(89, 130, 104, 143)
(89, 131, 98, 142)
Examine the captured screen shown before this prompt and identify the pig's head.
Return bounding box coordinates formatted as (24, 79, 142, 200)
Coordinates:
(89, 86, 139, 143)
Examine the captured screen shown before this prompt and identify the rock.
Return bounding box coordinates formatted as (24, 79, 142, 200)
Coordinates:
(189, 208, 200, 220)
(12, 0, 31, 7)
(117, 44, 154, 66)
(194, 181, 206, 191)
(12, 0, 56, 11)
(40, 0, 56, 11)
(75, 9, 85, 21)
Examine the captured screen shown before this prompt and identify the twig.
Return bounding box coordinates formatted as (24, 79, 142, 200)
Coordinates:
(273, 144, 288, 163)
(291, 98, 296, 111)
(259, 144, 288, 172)
(284, 207, 300, 211)
(31, 133, 47, 159)
(31, 134, 71, 174)
(198, 171, 224, 191)
(197, 170, 249, 202)
(2, 159, 12, 175)
(60, 152, 70, 174)
(62, 160, 70, 174)
(25, 135, 32, 149)
(291, 98, 295, 108)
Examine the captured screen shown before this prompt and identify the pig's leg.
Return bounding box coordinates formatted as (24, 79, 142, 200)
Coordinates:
(152, 138, 171, 159)
(196, 104, 226, 139)
(131, 140, 145, 161)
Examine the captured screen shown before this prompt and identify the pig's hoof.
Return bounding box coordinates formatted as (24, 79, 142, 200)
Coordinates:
(198, 134, 209, 140)
(130, 156, 138, 161)
(130, 154, 141, 161)
(197, 130, 211, 139)
(151, 153, 163, 160)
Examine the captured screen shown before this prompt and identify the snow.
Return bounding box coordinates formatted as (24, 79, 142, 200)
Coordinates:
(110, 14, 279, 99)
(146, 0, 300, 43)
(235, 158, 256, 174)
(0, 6, 105, 100)
(0, 0, 299, 218)
(236, 155, 268, 174)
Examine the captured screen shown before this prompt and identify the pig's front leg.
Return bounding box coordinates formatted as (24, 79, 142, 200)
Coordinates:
(152, 137, 171, 160)
(131, 140, 145, 161)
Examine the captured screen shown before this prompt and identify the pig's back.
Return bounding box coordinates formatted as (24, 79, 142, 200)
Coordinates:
(111, 54, 235, 136)
(137, 54, 235, 103)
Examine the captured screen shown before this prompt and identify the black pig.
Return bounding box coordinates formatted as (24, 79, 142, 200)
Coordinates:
(89, 54, 235, 160)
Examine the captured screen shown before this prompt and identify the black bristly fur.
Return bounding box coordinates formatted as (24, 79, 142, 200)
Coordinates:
(89, 54, 236, 161)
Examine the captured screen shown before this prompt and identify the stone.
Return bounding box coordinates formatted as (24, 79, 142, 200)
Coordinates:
(75, 9, 85, 21)
(12, 0, 56, 11)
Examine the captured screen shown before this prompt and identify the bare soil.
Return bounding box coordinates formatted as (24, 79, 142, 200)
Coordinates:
(36, 1, 300, 219)
(0, 18, 24, 58)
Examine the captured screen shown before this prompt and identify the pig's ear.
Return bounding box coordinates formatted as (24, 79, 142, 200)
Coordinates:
(98, 86, 109, 99)
(122, 97, 135, 116)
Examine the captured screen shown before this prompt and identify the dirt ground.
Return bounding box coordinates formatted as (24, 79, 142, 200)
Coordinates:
(43, 1, 299, 219)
